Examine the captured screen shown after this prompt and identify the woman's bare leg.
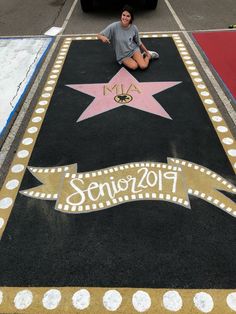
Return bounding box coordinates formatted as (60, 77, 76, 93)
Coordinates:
(122, 57, 139, 70)
(132, 50, 151, 70)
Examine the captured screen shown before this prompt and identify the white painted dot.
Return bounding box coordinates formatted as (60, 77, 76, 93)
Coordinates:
(44, 86, 53, 91)
(186, 61, 193, 65)
(0, 197, 13, 209)
(201, 91, 210, 96)
(32, 117, 42, 123)
(42, 93, 51, 98)
(42, 289, 61, 310)
(211, 116, 222, 122)
(198, 84, 206, 89)
(22, 137, 33, 145)
(52, 69, 60, 73)
(227, 292, 236, 311)
(103, 290, 122, 311)
(56, 60, 63, 64)
(54, 64, 61, 68)
(163, 291, 183, 312)
(38, 100, 48, 106)
(217, 126, 228, 133)
(0, 218, 4, 229)
(194, 77, 202, 82)
(17, 150, 29, 158)
(193, 292, 214, 313)
(50, 75, 57, 79)
(36, 108, 45, 114)
(188, 66, 196, 70)
(0, 290, 2, 304)
(27, 127, 38, 134)
(228, 149, 236, 157)
(47, 80, 56, 84)
(204, 99, 214, 105)
(14, 290, 33, 310)
(191, 71, 199, 76)
(208, 107, 218, 113)
(132, 291, 151, 312)
(72, 289, 90, 310)
(58, 56, 64, 60)
(11, 164, 24, 173)
(223, 137, 234, 145)
(183, 56, 191, 60)
(6, 179, 19, 190)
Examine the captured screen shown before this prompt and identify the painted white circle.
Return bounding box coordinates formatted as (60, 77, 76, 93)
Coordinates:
(183, 56, 191, 60)
(0, 290, 3, 304)
(47, 80, 56, 84)
(163, 291, 183, 312)
(42, 93, 51, 98)
(204, 99, 214, 105)
(191, 71, 199, 76)
(50, 75, 57, 79)
(44, 86, 53, 91)
(56, 60, 63, 64)
(11, 164, 24, 173)
(6, 179, 19, 190)
(22, 137, 33, 145)
(0, 218, 4, 229)
(197, 84, 206, 89)
(59, 52, 66, 56)
(54, 64, 61, 68)
(193, 292, 214, 313)
(227, 293, 236, 311)
(38, 100, 48, 106)
(222, 137, 234, 145)
(217, 126, 228, 133)
(208, 107, 218, 113)
(36, 108, 45, 114)
(32, 117, 42, 123)
(72, 289, 90, 310)
(194, 77, 202, 82)
(161, 34, 168, 37)
(201, 91, 210, 96)
(0, 197, 13, 209)
(188, 66, 196, 70)
(14, 290, 33, 310)
(27, 127, 38, 134)
(179, 47, 186, 51)
(52, 69, 60, 73)
(181, 52, 188, 55)
(42, 289, 61, 310)
(228, 149, 236, 157)
(58, 56, 64, 60)
(132, 291, 151, 312)
(186, 61, 193, 65)
(17, 150, 29, 158)
(103, 290, 122, 311)
(211, 116, 222, 122)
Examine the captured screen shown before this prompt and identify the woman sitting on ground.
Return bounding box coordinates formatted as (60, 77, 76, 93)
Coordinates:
(97, 5, 159, 70)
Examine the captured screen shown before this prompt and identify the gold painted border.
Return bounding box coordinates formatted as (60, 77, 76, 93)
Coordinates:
(0, 287, 236, 313)
(0, 34, 235, 313)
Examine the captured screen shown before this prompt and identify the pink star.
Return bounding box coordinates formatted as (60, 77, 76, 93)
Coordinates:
(66, 67, 181, 122)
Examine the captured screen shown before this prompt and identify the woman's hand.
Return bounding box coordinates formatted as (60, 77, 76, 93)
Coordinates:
(98, 34, 110, 44)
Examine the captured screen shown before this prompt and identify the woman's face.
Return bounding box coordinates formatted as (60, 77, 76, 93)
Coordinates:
(121, 11, 132, 27)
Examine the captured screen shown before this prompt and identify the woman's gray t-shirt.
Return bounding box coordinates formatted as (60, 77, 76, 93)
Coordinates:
(100, 22, 142, 64)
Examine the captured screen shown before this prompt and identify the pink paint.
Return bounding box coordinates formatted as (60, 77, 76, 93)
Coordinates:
(67, 67, 181, 122)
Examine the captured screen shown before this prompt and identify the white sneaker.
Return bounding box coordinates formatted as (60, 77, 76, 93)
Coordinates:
(148, 50, 159, 59)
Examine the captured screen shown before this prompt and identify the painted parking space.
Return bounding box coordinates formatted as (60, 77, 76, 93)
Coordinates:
(193, 30, 236, 103)
(0, 37, 52, 140)
(0, 34, 235, 313)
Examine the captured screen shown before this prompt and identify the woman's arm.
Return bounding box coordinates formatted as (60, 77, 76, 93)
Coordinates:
(97, 33, 110, 44)
(139, 42, 151, 58)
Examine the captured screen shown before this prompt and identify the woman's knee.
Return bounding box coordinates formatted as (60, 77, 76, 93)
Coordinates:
(139, 63, 149, 70)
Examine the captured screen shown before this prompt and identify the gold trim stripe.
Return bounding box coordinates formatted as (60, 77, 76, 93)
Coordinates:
(0, 287, 236, 313)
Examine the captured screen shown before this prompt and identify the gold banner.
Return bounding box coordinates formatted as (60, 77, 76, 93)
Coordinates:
(20, 158, 236, 217)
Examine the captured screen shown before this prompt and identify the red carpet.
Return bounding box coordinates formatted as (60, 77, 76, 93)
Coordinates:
(193, 31, 236, 101)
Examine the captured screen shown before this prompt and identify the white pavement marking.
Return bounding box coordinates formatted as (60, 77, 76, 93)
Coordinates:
(0, 0, 78, 170)
(165, 0, 236, 125)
